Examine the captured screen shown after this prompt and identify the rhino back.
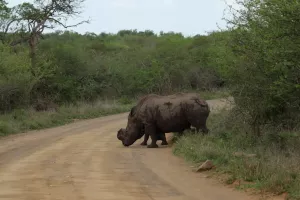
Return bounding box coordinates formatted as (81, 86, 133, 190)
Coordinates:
(134, 92, 203, 119)
(132, 93, 208, 129)
(129, 94, 159, 117)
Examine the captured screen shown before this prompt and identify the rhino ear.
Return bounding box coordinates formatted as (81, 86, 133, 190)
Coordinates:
(196, 99, 208, 106)
(129, 106, 136, 117)
(129, 108, 134, 117)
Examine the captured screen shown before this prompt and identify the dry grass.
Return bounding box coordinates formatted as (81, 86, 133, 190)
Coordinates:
(0, 99, 133, 136)
(0, 90, 229, 137)
(173, 110, 300, 200)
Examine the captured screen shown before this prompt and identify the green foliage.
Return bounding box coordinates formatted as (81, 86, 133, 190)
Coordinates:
(0, 43, 32, 111)
(226, 0, 300, 132)
(0, 0, 12, 42)
(0, 29, 230, 112)
(171, 0, 300, 192)
(0, 1, 231, 114)
(0, 1, 9, 20)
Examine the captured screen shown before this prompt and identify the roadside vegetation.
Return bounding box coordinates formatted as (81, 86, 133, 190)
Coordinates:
(173, 0, 300, 199)
(0, 100, 134, 136)
(174, 110, 300, 199)
(1, 0, 300, 198)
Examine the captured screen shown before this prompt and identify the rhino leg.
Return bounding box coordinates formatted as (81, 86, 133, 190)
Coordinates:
(201, 126, 209, 134)
(193, 121, 209, 134)
(160, 133, 168, 145)
(195, 125, 209, 135)
(145, 124, 159, 148)
(142, 132, 168, 146)
(140, 133, 149, 146)
(188, 117, 209, 135)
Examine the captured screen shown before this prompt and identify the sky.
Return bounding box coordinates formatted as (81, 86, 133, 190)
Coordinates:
(8, 0, 237, 36)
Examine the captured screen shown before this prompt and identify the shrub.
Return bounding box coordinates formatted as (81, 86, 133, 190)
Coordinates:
(226, 0, 300, 133)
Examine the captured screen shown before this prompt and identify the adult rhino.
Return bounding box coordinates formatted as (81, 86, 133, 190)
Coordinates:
(122, 93, 210, 148)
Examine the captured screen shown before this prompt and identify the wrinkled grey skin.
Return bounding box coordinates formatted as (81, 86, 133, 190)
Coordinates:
(117, 126, 168, 146)
(122, 93, 210, 148)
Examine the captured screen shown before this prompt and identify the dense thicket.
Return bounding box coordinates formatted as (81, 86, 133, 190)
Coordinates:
(174, 1, 300, 196)
(0, 30, 231, 112)
(227, 0, 300, 133)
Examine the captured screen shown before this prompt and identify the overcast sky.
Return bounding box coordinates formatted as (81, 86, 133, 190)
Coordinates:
(8, 0, 237, 36)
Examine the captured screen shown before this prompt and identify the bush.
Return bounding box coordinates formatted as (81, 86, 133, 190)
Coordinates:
(0, 30, 230, 112)
(0, 43, 32, 112)
(226, 0, 300, 133)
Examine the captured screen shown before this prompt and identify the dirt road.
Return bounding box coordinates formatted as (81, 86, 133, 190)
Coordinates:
(0, 98, 273, 200)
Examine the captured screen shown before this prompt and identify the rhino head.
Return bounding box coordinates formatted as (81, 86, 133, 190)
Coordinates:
(121, 106, 144, 147)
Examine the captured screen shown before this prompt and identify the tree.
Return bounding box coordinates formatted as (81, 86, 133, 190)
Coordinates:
(7, 0, 89, 76)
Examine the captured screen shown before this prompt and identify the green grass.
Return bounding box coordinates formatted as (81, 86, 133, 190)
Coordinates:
(173, 111, 300, 200)
(0, 100, 133, 136)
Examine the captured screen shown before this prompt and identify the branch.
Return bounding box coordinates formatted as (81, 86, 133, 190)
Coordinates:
(0, 17, 23, 43)
(48, 17, 89, 28)
(32, 18, 47, 32)
(28, 20, 32, 32)
(3, 0, 88, 45)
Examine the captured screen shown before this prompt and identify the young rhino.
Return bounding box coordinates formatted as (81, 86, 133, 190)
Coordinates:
(117, 127, 168, 146)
